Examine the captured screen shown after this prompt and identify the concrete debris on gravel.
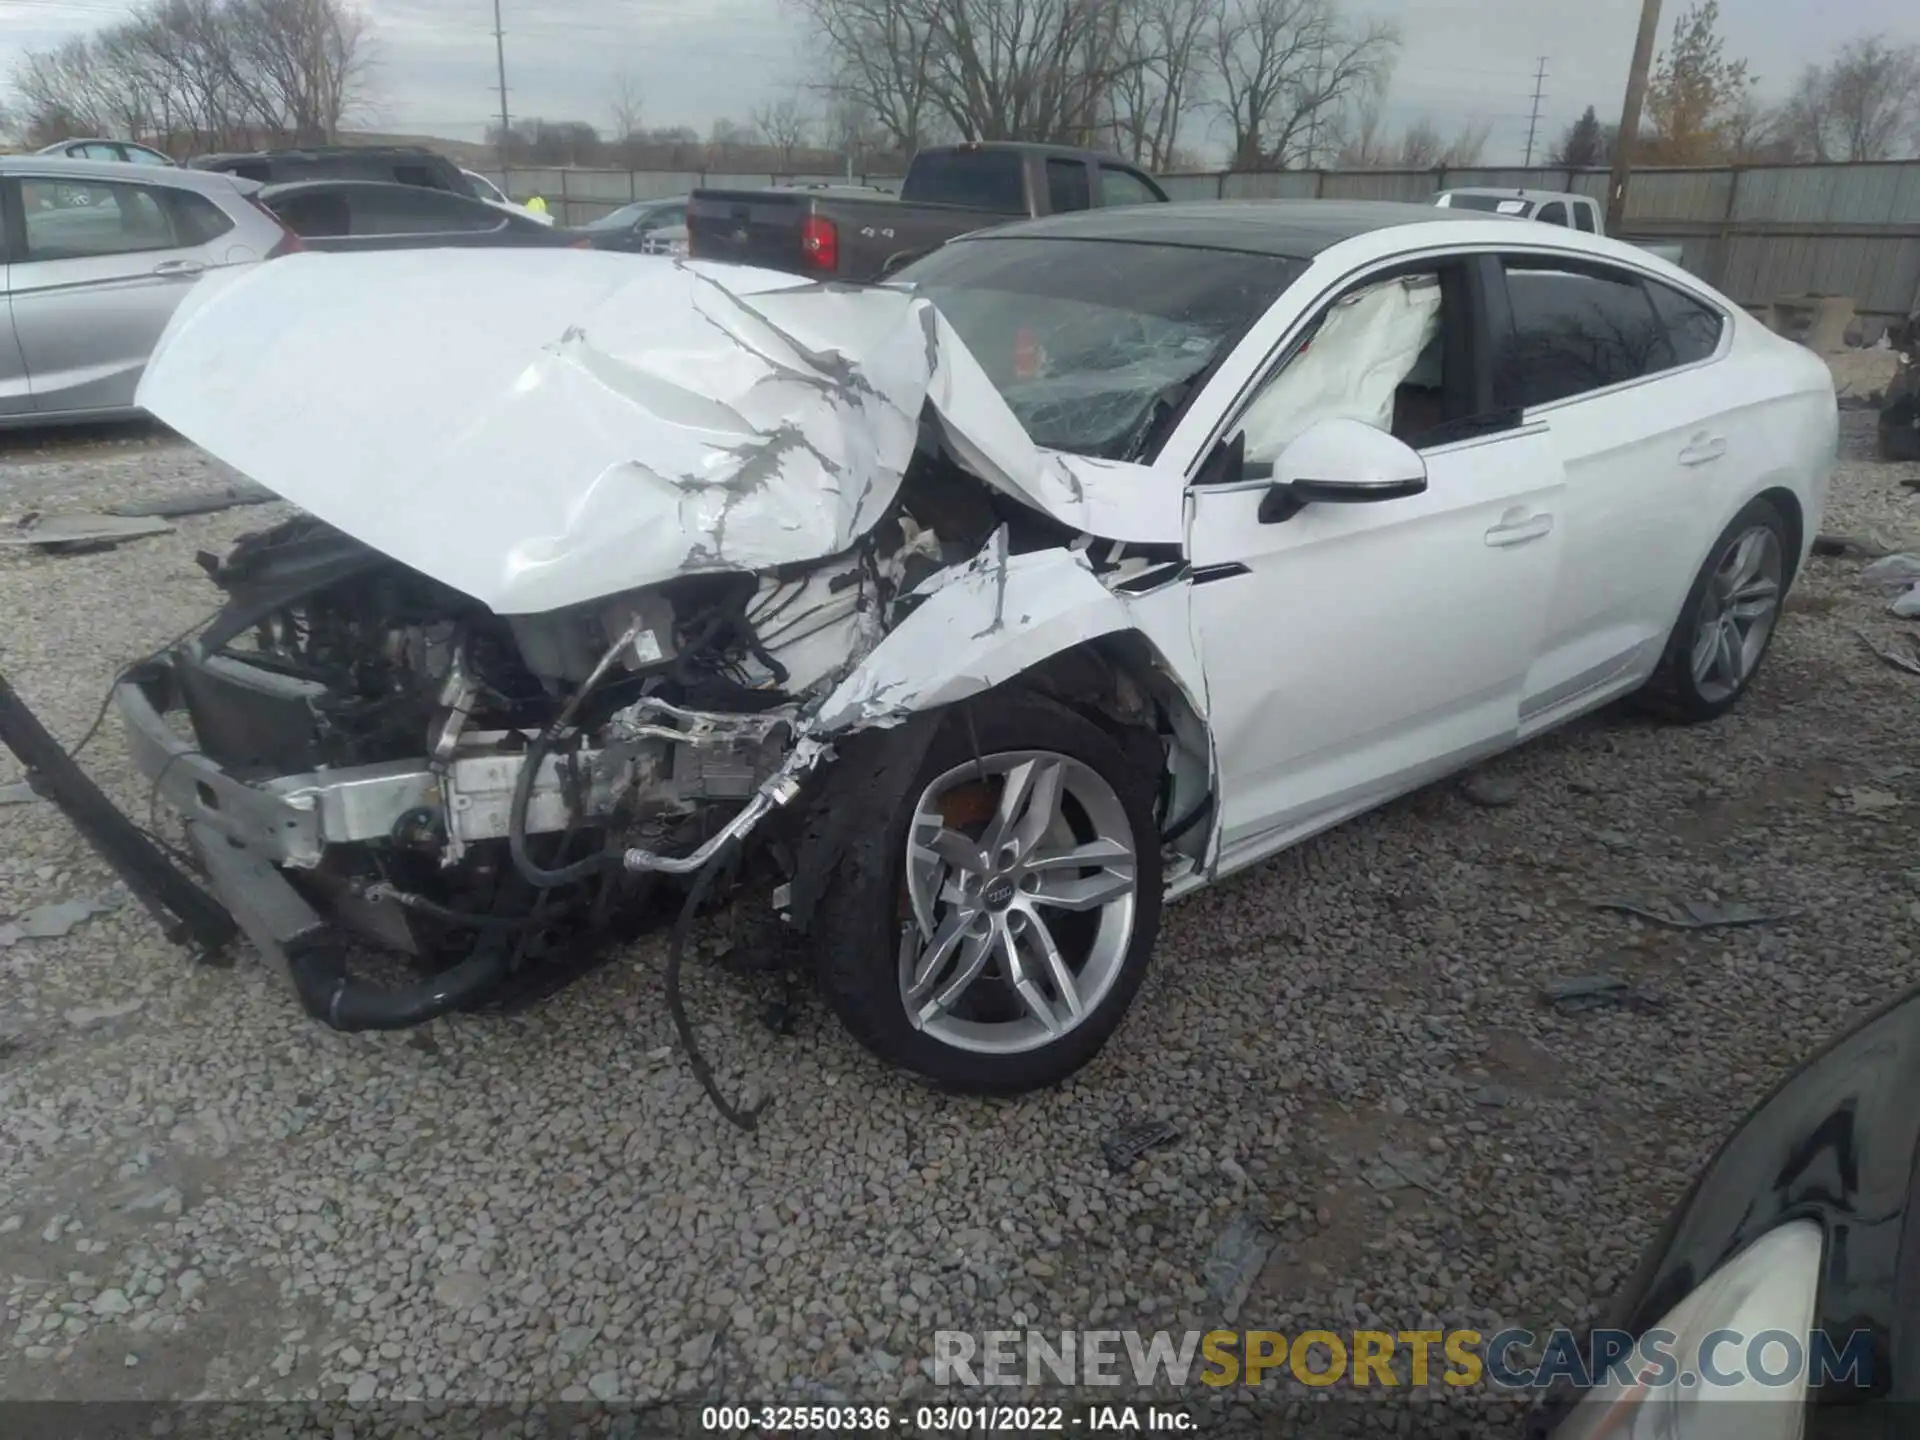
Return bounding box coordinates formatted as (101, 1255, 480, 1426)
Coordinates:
(1590, 897, 1799, 930)
(0, 512, 174, 553)
(1, 377, 1918, 1430)
(0, 891, 123, 949)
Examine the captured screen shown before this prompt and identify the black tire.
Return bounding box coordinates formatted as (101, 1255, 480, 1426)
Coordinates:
(812, 691, 1164, 1094)
(1635, 495, 1791, 723)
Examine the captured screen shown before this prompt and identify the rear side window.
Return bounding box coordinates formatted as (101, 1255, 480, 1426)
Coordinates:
(20, 178, 179, 260)
(1572, 202, 1597, 233)
(898, 150, 1027, 214)
(1098, 165, 1161, 208)
(1047, 159, 1092, 213)
(1647, 280, 1724, 365)
(390, 164, 449, 190)
(165, 190, 235, 246)
(1494, 259, 1676, 408)
(1536, 201, 1569, 227)
(348, 186, 501, 235)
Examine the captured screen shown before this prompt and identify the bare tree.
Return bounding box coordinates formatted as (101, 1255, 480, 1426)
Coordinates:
(823, 94, 885, 171)
(917, 0, 1136, 144)
(1105, 0, 1211, 169)
(9, 0, 371, 152)
(788, 0, 941, 155)
(1441, 118, 1490, 166)
(753, 95, 814, 170)
(1328, 94, 1382, 166)
(1780, 35, 1920, 161)
(1208, 0, 1399, 169)
(607, 70, 643, 153)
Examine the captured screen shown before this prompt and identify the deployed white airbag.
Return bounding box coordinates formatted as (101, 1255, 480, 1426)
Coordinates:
(1237, 275, 1442, 463)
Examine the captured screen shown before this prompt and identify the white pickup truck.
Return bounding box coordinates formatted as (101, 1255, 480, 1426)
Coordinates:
(1433, 187, 1688, 267)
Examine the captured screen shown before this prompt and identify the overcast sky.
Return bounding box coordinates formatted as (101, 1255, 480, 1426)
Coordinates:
(2, 0, 1915, 165)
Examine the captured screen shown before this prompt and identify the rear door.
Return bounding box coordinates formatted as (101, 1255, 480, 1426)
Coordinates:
(5, 173, 238, 415)
(1488, 252, 1737, 726)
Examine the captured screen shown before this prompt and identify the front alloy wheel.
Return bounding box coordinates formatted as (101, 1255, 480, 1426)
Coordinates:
(901, 752, 1139, 1055)
(814, 694, 1164, 1093)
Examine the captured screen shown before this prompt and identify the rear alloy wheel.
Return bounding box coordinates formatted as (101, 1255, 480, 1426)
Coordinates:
(1638, 496, 1790, 722)
(814, 695, 1163, 1093)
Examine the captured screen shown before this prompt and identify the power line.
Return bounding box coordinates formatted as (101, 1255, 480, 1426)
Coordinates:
(1523, 57, 1549, 166)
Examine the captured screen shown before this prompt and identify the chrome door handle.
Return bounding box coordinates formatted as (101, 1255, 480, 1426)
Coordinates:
(1485, 513, 1554, 547)
(1678, 434, 1726, 465)
(152, 259, 206, 278)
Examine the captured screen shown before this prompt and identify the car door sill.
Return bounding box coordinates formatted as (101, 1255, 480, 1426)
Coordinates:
(1207, 731, 1515, 885)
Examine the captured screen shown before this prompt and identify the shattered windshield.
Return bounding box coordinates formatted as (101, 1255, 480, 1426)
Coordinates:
(893, 237, 1305, 461)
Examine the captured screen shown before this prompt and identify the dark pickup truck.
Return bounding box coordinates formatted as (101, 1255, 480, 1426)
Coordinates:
(685, 141, 1170, 282)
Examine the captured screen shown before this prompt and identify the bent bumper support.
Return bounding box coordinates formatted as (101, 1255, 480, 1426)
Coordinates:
(108, 652, 828, 1031)
(0, 663, 236, 955)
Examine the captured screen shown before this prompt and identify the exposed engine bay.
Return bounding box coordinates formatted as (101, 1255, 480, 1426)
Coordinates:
(112, 432, 1195, 1072)
(85, 248, 1215, 1121)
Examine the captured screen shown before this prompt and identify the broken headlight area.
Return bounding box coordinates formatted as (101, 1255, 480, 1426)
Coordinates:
(111, 445, 1041, 1050)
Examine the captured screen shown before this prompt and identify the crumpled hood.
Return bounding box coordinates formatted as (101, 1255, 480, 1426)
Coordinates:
(137, 251, 1175, 614)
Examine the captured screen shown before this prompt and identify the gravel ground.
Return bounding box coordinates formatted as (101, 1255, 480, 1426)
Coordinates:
(2, 383, 1918, 1434)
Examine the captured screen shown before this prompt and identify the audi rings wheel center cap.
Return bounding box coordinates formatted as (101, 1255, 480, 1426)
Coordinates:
(983, 876, 1017, 911)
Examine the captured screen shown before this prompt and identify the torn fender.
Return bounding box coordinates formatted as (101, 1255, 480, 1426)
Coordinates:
(807, 538, 1205, 735)
(136, 251, 1178, 616)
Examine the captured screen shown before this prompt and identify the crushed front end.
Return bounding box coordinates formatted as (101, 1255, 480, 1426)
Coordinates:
(112, 457, 1022, 1033)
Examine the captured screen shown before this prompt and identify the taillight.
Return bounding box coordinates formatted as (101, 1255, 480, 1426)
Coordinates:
(569, 236, 594, 249)
(799, 214, 838, 272)
(246, 196, 305, 258)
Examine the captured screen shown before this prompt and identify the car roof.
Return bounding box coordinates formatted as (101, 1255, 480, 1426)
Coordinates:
(194, 144, 444, 164)
(0, 154, 258, 194)
(1440, 187, 1596, 208)
(258, 178, 481, 198)
(963, 199, 1510, 259)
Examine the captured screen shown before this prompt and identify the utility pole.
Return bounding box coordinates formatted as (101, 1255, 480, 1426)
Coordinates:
(1523, 57, 1548, 167)
(1606, 0, 1663, 234)
(492, 0, 511, 173)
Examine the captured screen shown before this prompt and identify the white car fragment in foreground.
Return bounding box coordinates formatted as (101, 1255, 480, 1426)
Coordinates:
(122, 203, 1836, 1107)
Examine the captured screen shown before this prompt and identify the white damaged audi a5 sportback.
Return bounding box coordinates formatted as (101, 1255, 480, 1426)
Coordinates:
(118, 199, 1836, 1106)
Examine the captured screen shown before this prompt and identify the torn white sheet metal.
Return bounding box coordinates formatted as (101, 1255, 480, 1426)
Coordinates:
(137, 251, 1177, 616)
(137, 253, 928, 614)
(810, 534, 1203, 734)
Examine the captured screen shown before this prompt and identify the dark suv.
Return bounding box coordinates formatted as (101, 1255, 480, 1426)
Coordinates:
(189, 145, 472, 196)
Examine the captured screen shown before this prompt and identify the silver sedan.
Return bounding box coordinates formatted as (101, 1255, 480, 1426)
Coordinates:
(1, 156, 292, 427)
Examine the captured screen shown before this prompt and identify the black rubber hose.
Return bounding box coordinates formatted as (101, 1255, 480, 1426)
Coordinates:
(506, 724, 617, 890)
(1161, 789, 1215, 845)
(373, 885, 579, 931)
(665, 833, 764, 1131)
(285, 934, 513, 1032)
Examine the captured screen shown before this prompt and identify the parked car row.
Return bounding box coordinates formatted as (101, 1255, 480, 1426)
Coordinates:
(0, 152, 611, 427)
